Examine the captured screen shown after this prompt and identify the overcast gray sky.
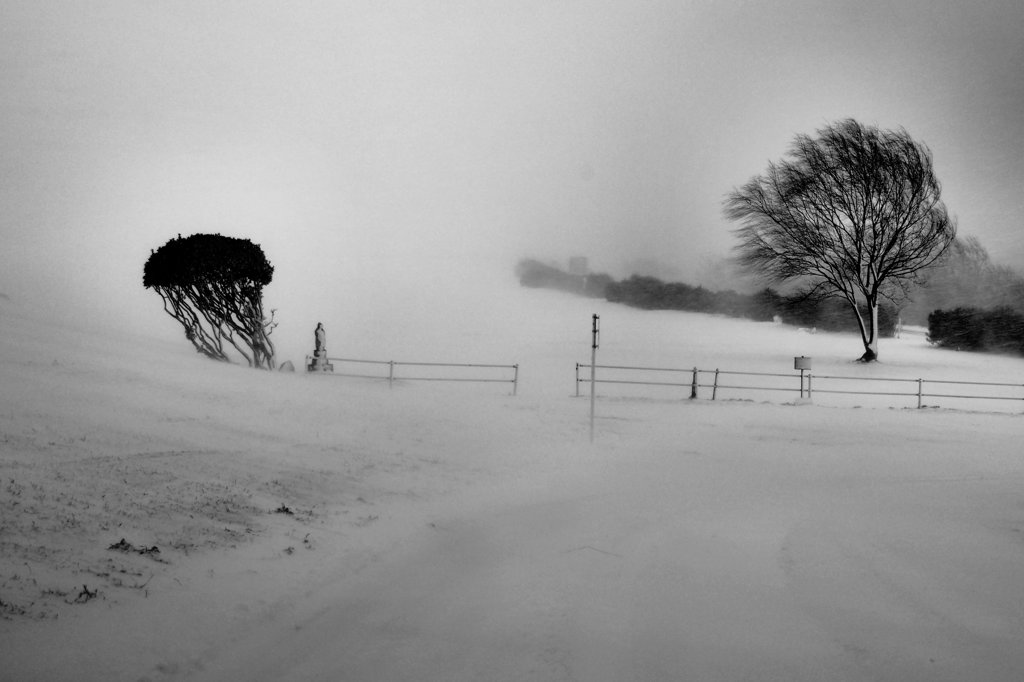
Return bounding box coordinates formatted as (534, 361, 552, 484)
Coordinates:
(2, 1, 1023, 352)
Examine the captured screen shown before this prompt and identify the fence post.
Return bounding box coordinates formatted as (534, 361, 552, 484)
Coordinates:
(575, 363, 580, 398)
(690, 367, 698, 399)
(917, 378, 923, 408)
(712, 369, 719, 400)
(512, 364, 519, 396)
(388, 360, 395, 389)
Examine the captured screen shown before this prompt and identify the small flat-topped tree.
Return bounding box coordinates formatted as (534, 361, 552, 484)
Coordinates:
(144, 233, 277, 369)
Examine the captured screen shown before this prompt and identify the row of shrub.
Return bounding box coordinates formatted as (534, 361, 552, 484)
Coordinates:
(927, 307, 1024, 355)
(604, 275, 898, 337)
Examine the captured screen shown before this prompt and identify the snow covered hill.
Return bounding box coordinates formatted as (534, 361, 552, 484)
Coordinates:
(2, 284, 1024, 681)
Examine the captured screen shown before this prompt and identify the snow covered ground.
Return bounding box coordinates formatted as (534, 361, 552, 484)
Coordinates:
(3, 279, 1024, 681)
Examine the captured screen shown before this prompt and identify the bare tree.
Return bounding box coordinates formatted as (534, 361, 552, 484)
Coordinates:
(724, 119, 956, 361)
(144, 233, 277, 369)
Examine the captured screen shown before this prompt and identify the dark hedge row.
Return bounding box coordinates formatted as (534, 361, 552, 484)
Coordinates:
(927, 307, 1024, 355)
(516, 260, 898, 337)
(605, 275, 898, 337)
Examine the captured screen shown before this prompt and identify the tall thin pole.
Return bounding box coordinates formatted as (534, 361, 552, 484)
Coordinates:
(590, 314, 599, 443)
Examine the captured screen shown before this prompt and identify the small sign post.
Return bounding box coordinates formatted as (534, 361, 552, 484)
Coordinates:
(794, 356, 812, 399)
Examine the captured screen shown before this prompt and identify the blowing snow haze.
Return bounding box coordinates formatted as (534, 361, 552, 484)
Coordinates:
(2, 1, 1024, 359)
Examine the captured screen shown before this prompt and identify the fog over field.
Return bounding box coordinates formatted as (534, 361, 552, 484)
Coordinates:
(3, 1, 1024, 360)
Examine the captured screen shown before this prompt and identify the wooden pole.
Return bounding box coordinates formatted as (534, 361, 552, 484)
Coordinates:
(590, 314, 599, 443)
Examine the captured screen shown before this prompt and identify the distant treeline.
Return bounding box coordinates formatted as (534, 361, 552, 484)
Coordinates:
(928, 307, 1024, 355)
(516, 259, 898, 337)
(520, 246, 1024, 357)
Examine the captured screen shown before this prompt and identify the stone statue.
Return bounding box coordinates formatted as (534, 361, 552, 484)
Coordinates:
(314, 322, 326, 355)
(308, 322, 333, 372)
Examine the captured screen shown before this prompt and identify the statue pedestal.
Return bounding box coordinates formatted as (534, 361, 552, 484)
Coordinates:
(307, 350, 333, 372)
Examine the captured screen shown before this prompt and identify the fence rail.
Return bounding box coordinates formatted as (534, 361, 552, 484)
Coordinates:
(309, 356, 519, 394)
(576, 362, 1024, 411)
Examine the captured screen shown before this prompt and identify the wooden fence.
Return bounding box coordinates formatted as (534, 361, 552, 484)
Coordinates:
(576, 362, 1024, 411)
(309, 356, 519, 395)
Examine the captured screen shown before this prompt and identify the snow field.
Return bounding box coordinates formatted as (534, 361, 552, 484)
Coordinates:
(2, 283, 1024, 681)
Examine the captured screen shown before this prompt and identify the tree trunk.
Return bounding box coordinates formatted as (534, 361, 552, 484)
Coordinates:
(858, 303, 879, 362)
(850, 298, 879, 362)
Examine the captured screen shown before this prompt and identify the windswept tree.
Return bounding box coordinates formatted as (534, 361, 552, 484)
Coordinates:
(725, 119, 956, 361)
(144, 233, 277, 369)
